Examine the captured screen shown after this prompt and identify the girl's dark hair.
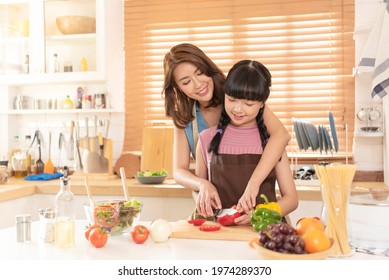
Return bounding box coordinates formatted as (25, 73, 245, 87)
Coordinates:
(209, 60, 272, 154)
(162, 43, 225, 129)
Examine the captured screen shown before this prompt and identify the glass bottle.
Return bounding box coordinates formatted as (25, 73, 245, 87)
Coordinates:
(24, 135, 33, 175)
(80, 57, 88, 72)
(55, 167, 75, 247)
(63, 95, 74, 109)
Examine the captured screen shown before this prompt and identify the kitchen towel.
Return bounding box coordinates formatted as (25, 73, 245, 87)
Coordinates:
(357, 1, 389, 98)
(24, 172, 63, 181)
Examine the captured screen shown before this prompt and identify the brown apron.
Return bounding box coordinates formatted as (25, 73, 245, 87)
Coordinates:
(210, 153, 277, 208)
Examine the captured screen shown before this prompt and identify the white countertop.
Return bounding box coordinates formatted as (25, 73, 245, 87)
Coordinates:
(0, 220, 387, 260)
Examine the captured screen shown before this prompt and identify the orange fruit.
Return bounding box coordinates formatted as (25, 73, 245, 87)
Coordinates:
(302, 230, 331, 253)
(296, 217, 325, 235)
(248, 236, 259, 249)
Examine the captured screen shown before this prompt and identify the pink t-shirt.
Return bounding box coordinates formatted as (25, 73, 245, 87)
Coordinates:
(199, 125, 264, 178)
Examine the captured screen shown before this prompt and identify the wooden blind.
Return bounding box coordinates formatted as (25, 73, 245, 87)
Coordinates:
(123, 0, 355, 155)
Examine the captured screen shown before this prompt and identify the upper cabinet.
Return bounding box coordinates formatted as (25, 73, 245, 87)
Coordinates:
(0, 0, 105, 85)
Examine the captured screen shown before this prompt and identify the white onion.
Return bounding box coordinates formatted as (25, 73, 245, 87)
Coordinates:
(149, 219, 172, 243)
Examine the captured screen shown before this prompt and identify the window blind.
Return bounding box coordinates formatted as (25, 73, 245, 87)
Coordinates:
(123, 0, 355, 155)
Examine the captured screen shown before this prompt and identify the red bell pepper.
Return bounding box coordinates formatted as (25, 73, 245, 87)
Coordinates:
(217, 205, 241, 226)
(199, 224, 221, 231)
(187, 219, 206, 226)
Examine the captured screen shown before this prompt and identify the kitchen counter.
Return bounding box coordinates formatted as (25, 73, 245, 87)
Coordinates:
(0, 220, 386, 260)
(1, 173, 387, 203)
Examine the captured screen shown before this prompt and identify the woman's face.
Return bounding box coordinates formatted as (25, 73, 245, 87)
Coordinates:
(224, 94, 263, 127)
(173, 62, 214, 104)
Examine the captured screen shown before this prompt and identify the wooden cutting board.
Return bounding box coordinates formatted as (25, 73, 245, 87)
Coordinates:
(171, 220, 258, 242)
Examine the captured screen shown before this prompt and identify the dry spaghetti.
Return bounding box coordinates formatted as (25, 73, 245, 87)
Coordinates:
(314, 164, 356, 256)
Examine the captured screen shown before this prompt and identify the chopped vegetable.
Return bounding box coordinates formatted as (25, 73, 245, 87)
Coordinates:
(187, 219, 206, 226)
(199, 224, 221, 232)
(136, 169, 167, 177)
(217, 205, 241, 226)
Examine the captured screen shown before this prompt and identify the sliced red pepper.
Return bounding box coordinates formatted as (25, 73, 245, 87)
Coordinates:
(94, 205, 119, 229)
(187, 219, 206, 226)
(199, 224, 221, 231)
(217, 206, 241, 226)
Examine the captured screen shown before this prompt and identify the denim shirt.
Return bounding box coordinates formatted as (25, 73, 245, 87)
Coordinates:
(184, 102, 208, 159)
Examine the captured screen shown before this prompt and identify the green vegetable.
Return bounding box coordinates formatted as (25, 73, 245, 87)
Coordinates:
(136, 169, 167, 177)
(250, 207, 283, 232)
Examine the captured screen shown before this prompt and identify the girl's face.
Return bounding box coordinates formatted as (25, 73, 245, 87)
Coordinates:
(224, 94, 263, 127)
(173, 62, 214, 105)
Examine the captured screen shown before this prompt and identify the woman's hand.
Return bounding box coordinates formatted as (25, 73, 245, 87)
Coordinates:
(196, 181, 222, 217)
(236, 183, 259, 214)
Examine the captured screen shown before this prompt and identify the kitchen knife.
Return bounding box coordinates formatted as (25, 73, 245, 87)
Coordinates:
(213, 208, 238, 217)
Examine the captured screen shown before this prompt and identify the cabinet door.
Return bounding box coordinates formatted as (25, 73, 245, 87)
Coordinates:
(0, 2, 30, 75)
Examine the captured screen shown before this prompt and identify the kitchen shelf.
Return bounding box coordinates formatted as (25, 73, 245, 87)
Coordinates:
(4, 108, 123, 115)
(355, 131, 384, 137)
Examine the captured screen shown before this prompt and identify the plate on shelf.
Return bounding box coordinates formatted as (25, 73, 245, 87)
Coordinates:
(296, 119, 310, 150)
(303, 121, 319, 151)
(320, 125, 328, 153)
(293, 118, 304, 150)
(328, 112, 339, 152)
(323, 126, 333, 153)
(318, 124, 323, 153)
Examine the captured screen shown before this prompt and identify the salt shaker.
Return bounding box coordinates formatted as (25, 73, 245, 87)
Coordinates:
(15, 214, 31, 243)
(42, 210, 56, 243)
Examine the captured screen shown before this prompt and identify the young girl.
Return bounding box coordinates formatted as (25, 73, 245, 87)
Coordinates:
(163, 43, 291, 217)
(195, 60, 298, 224)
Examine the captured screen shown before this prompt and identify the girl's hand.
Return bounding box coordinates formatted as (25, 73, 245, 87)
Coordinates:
(233, 212, 251, 225)
(236, 184, 259, 214)
(196, 181, 222, 217)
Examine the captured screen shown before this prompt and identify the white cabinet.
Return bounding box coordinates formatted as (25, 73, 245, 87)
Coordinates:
(0, 0, 125, 167)
(0, 0, 105, 83)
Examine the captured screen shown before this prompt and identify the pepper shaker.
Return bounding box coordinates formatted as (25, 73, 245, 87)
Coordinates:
(15, 214, 31, 243)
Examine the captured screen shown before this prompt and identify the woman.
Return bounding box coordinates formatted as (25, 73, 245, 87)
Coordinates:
(162, 43, 291, 217)
(195, 60, 298, 224)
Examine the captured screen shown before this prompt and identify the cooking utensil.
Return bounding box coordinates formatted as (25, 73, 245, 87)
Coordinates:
(369, 106, 381, 121)
(75, 121, 83, 171)
(35, 131, 44, 174)
(119, 167, 130, 201)
(92, 116, 99, 152)
(58, 132, 65, 169)
(97, 132, 109, 172)
(213, 208, 238, 218)
(84, 175, 94, 208)
(66, 121, 74, 160)
(44, 132, 55, 174)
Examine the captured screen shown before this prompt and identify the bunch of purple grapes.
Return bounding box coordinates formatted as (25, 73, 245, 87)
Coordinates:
(258, 223, 307, 254)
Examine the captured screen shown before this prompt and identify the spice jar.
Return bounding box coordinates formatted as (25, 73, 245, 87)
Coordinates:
(15, 214, 31, 243)
(94, 93, 106, 109)
(40, 210, 56, 243)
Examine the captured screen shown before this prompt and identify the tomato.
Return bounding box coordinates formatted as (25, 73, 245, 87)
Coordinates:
(84, 224, 100, 241)
(187, 219, 206, 226)
(89, 227, 108, 248)
(199, 224, 221, 231)
(131, 225, 149, 244)
(296, 217, 325, 235)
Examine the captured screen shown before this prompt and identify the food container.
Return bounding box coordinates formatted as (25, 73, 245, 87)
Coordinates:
(347, 191, 389, 250)
(84, 199, 142, 235)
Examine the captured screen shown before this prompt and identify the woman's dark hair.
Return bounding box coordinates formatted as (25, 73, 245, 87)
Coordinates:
(162, 43, 225, 129)
(209, 60, 272, 154)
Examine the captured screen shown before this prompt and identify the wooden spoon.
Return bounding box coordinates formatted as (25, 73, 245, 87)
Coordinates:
(119, 167, 129, 201)
(84, 175, 94, 207)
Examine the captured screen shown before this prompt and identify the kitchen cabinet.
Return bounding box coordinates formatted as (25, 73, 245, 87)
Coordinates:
(0, 0, 125, 166)
(0, 0, 105, 82)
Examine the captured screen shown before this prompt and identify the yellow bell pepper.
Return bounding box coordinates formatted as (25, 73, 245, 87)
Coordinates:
(255, 194, 282, 214)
